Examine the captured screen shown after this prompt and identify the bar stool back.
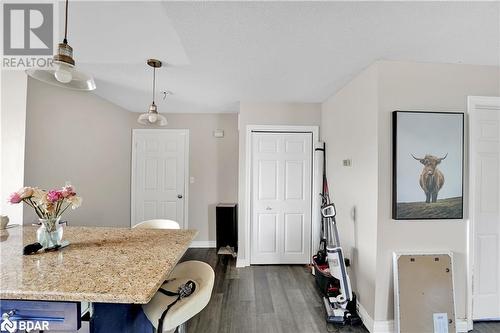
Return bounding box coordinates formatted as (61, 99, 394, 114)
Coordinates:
(143, 260, 215, 333)
(134, 218, 215, 333)
(133, 219, 180, 230)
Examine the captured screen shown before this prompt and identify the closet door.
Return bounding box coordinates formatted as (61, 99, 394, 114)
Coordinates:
(251, 132, 312, 264)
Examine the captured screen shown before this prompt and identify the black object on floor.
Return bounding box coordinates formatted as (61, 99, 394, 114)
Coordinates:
(216, 203, 238, 253)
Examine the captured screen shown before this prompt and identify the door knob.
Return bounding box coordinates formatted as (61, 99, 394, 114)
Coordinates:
(177, 194, 183, 199)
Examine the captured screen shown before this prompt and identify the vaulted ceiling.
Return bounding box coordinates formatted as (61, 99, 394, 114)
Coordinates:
(64, 1, 500, 113)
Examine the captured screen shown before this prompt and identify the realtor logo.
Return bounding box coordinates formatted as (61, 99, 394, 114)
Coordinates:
(3, 3, 53, 56)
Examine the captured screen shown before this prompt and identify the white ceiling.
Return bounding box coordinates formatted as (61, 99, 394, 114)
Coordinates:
(64, 1, 500, 113)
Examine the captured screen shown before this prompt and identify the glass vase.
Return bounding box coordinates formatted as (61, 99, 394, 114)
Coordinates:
(37, 217, 63, 249)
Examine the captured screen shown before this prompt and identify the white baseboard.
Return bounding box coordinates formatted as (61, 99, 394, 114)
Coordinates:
(236, 257, 249, 267)
(357, 301, 468, 333)
(456, 319, 469, 332)
(356, 301, 393, 333)
(373, 320, 394, 333)
(189, 241, 216, 248)
(356, 301, 375, 332)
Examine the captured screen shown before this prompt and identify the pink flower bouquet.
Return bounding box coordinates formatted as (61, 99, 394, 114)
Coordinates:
(9, 184, 82, 248)
(8, 184, 82, 220)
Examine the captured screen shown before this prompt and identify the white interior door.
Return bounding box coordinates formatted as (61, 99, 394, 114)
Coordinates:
(251, 132, 312, 264)
(470, 97, 500, 320)
(131, 130, 188, 228)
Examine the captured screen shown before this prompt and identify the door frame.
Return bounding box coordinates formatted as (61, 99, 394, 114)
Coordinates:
(245, 125, 320, 266)
(467, 96, 500, 330)
(130, 129, 190, 229)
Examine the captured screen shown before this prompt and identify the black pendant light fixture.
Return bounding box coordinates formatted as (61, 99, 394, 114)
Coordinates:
(137, 59, 168, 126)
(26, 0, 96, 91)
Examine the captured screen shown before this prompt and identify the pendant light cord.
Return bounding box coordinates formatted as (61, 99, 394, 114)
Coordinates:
(152, 66, 156, 105)
(63, 0, 69, 44)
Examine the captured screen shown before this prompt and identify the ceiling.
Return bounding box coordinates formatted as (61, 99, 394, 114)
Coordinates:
(63, 1, 500, 113)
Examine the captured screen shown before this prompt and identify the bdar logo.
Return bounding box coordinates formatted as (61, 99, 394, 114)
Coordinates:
(0, 316, 16, 333)
(0, 313, 49, 333)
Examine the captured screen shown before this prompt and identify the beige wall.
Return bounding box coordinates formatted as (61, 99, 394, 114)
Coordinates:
(24, 78, 238, 242)
(375, 61, 500, 321)
(322, 61, 500, 327)
(1, 71, 28, 223)
(139, 113, 239, 243)
(237, 102, 322, 262)
(24, 78, 132, 227)
(321, 64, 379, 319)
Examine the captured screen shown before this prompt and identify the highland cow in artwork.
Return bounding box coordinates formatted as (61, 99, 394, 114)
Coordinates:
(412, 153, 447, 203)
(393, 112, 464, 220)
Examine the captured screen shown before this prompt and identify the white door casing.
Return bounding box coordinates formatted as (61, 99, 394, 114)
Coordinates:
(131, 129, 189, 228)
(469, 96, 500, 321)
(251, 131, 313, 264)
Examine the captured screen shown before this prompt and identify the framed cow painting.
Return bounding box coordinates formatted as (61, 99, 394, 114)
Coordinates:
(392, 111, 464, 220)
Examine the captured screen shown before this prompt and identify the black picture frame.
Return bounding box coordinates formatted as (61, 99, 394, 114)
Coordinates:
(392, 111, 464, 220)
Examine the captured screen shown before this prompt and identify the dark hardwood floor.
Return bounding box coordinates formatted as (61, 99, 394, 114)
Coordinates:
(472, 322, 500, 333)
(180, 249, 500, 333)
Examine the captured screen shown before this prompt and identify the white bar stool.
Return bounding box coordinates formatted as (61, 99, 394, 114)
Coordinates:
(142, 260, 215, 333)
(133, 219, 215, 333)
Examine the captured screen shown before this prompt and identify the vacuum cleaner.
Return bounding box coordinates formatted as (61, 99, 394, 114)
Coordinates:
(313, 143, 361, 326)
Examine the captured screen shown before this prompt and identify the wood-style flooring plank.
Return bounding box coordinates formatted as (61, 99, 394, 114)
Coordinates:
(238, 267, 256, 302)
(253, 266, 275, 315)
(266, 271, 303, 333)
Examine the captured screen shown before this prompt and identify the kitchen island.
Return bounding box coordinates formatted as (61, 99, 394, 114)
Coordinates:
(0, 225, 197, 332)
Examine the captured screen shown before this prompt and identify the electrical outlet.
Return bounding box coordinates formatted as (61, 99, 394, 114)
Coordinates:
(343, 159, 352, 167)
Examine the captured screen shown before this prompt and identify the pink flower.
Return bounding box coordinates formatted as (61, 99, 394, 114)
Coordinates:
(47, 190, 63, 203)
(8, 192, 22, 204)
(61, 185, 75, 198)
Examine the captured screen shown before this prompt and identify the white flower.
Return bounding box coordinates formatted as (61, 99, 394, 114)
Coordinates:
(31, 187, 49, 212)
(32, 188, 48, 203)
(67, 196, 82, 209)
(18, 187, 34, 199)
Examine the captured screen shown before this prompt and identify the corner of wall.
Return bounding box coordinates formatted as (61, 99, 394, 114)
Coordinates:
(320, 62, 380, 320)
(1, 71, 28, 222)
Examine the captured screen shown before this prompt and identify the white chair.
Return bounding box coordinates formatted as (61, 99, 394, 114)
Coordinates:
(135, 219, 215, 332)
(142, 260, 215, 333)
(133, 219, 180, 230)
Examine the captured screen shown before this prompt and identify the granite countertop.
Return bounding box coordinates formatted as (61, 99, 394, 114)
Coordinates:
(0, 225, 197, 304)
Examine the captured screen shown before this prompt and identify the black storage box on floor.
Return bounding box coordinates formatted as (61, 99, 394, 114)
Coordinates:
(216, 203, 238, 252)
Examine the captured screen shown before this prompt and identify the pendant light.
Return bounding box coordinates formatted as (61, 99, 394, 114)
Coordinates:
(26, 0, 96, 91)
(137, 59, 168, 126)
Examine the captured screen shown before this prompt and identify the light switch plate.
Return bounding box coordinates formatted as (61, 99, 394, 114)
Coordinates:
(213, 130, 224, 138)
